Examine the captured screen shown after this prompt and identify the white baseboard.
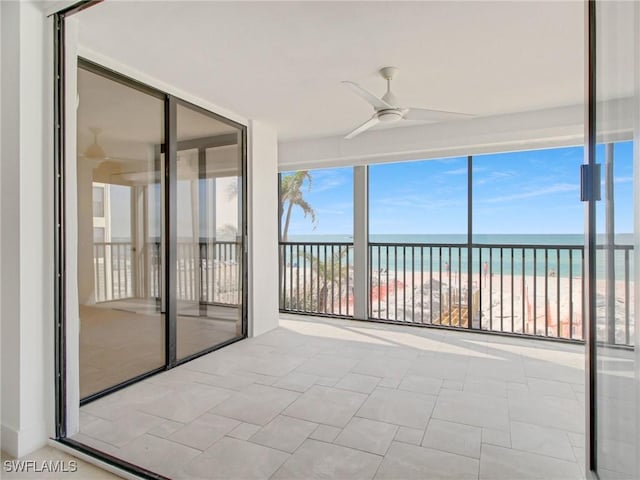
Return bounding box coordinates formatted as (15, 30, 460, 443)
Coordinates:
(1, 422, 48, 458)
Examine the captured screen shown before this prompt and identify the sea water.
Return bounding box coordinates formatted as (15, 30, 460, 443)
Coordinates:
(285, 233, 634, 280)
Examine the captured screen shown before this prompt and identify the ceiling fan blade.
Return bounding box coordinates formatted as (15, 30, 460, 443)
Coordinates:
(404, 108, 474, 122)
(345, 116, 380, 140)
(342, 81, 392, 110)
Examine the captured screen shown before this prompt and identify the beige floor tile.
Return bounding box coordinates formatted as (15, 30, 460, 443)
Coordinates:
(441, 379, 464, 390)
(527, 377, 576, 399)
(169, 413, 240, 450)
(432, 389, 510, 431)
(378, 377, 401, 388)
(272, 439, 382, 480)
(422, 418, 482, 458)
(479, 444, 583, 480)
(352, 356, 412, 379)
(227, 422, 261, 440)
(568, 431, 585, 448)
(241, 352, 308, 377)
(146, 419, 184, 439)
(334, 417, 398, 455)
(398, 374, 442, 395)
(406, 356, 469, 381)
(283, 385, 367, 428)
(508, 391, 585, 433)
(482, 428, 511, 448)
(357, 387, 436, 429)
(295, 354, 359, 377)
(334, 373, 381, 394)
(375, 441, 479, 480)
(80, 411, 165, 447)
(210, 383, 299, 426)
(510, 421, 575, 461)
(138, 382, 233, 423)
(116, 434, 201, 477)
(249, 415, 318, 453)
(394, 426, 424, 445)
(309, 424, 342, 443)
(178, 437, 289, 480)
(467, 357, 526, 383)
(464, 377, 508, 398)
(273, 372, 318, 392)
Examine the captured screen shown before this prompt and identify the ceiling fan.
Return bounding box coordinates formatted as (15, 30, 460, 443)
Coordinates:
(342, 66, 473, 139)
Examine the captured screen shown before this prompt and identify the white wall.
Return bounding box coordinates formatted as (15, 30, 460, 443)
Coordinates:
(0, 1, 55, 458)
(248, 121, 280, 337)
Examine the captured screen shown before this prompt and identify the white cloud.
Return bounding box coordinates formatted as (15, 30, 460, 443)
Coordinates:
(481, 183, 578, 203)
(614, 176, 633, 184)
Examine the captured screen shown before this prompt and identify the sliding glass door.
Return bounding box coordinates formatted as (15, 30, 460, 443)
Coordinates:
(77, 65, 166, 399)
(175, 102, 245, 361)
(76, 61, 246, 401)
(590, 1, 639, 478)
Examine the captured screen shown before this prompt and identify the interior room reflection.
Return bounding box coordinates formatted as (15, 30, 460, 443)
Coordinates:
(77, 67, 243, 398)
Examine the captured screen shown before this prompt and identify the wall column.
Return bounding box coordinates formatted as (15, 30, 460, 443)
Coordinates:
(353, 166, 369, 319)
(248, 121, 279, 336)
(1, 0, 56, 457)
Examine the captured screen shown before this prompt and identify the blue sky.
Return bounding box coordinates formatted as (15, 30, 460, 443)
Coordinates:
(283, 142, 634, 236)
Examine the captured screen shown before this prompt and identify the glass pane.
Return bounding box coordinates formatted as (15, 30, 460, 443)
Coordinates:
(594, 1, 638, 478)
(368, 158, 468, 323)
(92, 185, 104, 217)
(176, 104, 244, 360)
(369, 158, 468, 240)
(278, 167, 354, 316)
(472, 147, 584, 338)
(77, 67, 165, 398)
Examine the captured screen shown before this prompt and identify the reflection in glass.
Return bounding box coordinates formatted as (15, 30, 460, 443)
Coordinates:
(77, 67, 165, 398)
(593, 1, 638, 478)
(175, 104, 244, 360)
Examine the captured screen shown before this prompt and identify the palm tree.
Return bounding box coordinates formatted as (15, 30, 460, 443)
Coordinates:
(280, 171, 317, 242)
(312, 247, 350, 313)
(301, 246, 351, 313)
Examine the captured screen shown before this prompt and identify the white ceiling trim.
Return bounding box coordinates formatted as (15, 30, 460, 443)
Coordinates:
(77, 45, 250, 128)
(278, 98, 634, 170)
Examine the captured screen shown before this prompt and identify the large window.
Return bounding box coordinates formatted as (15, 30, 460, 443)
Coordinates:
(279, 144, 633, 345)
(368, 157, 469, 323)
(279, 167, 354, 315)
(369, 157, 468, 240)
(279, 167, 354, 242)
(472, 146, 584, 239)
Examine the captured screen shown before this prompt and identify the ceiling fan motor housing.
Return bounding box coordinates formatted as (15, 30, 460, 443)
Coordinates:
(377, 109, 403, 123)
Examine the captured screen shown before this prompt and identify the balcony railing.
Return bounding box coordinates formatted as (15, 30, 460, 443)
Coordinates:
(280, 241, 635, 346)
(279, 242, 354, 316)
(93, 241, 241, 305)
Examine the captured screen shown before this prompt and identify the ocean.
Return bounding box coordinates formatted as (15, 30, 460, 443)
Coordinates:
(285, 233, 635, 280)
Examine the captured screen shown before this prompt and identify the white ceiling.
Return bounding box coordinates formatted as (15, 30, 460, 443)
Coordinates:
(76, 1, 585, 142)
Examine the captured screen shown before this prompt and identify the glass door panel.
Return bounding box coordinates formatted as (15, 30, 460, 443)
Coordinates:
(77, 66, 166, 399)
(175, 103, 244, 360)
(593, 2, 638, 478)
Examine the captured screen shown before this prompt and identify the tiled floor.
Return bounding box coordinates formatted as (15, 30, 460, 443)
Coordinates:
(74, 314, 586, 479)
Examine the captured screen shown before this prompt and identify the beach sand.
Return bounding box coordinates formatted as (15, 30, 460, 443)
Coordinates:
(282, 266, 634, 344)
